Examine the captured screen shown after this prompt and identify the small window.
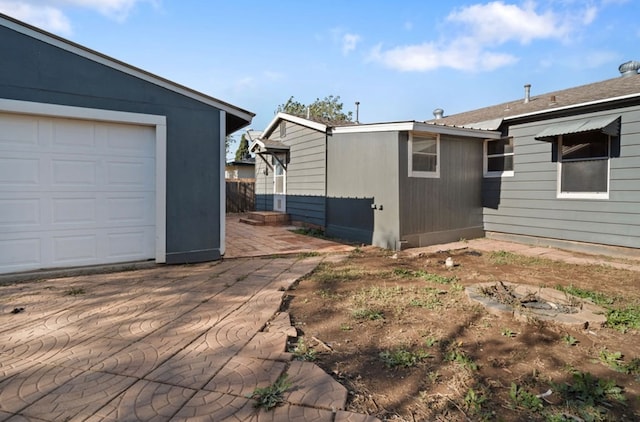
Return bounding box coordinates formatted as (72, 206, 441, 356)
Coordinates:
(558, 131, 610, 199)
(484, 138, 514, 177)
(408, 133, 439, 178)
(279, 121, 286, 138)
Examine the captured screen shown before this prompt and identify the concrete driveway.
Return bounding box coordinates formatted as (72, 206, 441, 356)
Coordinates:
(0, 219, 377, 421)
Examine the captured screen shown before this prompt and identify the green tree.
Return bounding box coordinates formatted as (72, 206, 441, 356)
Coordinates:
(276, 95, 353, 123)
(235, 133, 250, 161)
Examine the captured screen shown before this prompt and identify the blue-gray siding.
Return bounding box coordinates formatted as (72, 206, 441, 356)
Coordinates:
(1, 25, 228, 262)
(484, 107, 640, 249)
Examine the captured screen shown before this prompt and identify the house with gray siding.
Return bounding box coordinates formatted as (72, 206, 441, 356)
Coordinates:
(251, 64, 639, 255)
(0, 14, 254, 274)
(430, 63, 640, 254)
(250, 113, 500, 249)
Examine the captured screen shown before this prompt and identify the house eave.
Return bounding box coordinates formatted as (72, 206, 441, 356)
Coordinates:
(262, 112, 328, 137)
(0, 13, 255, 127)
(331, 121, 502, 139)
(502, 92, 640, 123)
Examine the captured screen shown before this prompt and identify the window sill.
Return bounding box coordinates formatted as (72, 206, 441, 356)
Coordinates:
(557, 192, 609, 200)
(484, 171, 514, 178)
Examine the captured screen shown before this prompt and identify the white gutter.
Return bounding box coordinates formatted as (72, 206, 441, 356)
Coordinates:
(331, 121, 502, 139)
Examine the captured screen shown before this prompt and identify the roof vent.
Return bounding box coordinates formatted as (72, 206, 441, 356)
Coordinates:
(524, 84, 531, 103)
(433, 108, 444, 119)
(619, 61, 640, 77)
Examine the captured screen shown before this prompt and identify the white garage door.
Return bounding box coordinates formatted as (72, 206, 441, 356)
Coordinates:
(0, 112, 156, 274)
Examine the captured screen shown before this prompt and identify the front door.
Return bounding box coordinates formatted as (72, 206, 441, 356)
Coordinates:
(273, 154, 286, 212)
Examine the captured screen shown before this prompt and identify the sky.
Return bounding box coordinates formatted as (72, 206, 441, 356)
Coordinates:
(1, 0, 639, 158)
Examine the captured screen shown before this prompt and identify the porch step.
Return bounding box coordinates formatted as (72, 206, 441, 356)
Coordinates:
(239, 211, 290, 226)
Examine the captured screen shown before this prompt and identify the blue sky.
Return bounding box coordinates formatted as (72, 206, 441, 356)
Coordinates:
(1, 0, 638, 157)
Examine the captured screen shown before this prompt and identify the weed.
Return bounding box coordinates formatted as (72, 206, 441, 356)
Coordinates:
(556, 370, 625, 410)
(605, 305, 640, 332)
(423, 336, 438, 347)
(289, 338, 317, 361)
(249, 373, 291, 410)
(298, 251, 320, 258)
(488, 250, 545, 266)
(509, 383, 543, 411)
(316, 289, 340, 300)
(393, 268, 458, 284)
(291, 227, 326, 238)
(562, 334, 578, 346)
(599, 349, 640, 375)
(555, 284, 614, 306)
(464, 387, 487, 414)
(351, 308, 384, 321)
(339, 323, 352, 331)
(501, 328, 516, 338)
(65, 287, 85, 296)
(445, 348, 478, 371)
(379, 348, 431, 368)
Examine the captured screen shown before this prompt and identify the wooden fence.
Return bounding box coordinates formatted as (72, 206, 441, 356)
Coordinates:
(226, 179, 255, 213)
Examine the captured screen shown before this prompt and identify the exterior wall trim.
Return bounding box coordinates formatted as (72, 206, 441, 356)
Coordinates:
(262, 112, 328, 137)
(332, 121, 502, 139)
(0, 98, 167, 263)
(219, 110, 226, 256)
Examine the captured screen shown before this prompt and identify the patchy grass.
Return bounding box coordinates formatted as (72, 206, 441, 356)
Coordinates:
(65, 287, 86, 296)
(286, 247, 640, 421)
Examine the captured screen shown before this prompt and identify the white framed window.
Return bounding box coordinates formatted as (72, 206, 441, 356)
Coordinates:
(408, 133, 439, 178)
(557, 131, 610, 199)
(484, 137, 514, 177)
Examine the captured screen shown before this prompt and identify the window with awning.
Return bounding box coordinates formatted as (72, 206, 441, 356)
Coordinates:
(534, 116, 620, 200)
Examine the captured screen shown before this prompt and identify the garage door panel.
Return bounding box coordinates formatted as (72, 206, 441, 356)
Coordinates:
(106, 124, 154, 155)
(107, 159, 153, 188)
(0, 237, 41, 270)
(0, 157, 40, 185)
(52, 233, 98, 263)
(0, 198, 40, 227)
(0, 114, 38, 147)
(107, 230, 152, 258)
(0, 112, 156, 274)
(52, 119, 96, 149)
(52, 197, 97, 225)
(52, 159, 97, 186)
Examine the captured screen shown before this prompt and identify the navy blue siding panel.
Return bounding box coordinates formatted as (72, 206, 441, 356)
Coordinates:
(325, 197, 374, 244)
(1, 26, 225, 263)
(286, 195, 326, 227)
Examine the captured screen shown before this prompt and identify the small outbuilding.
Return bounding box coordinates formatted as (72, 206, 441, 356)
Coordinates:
(0, 14, 254, 274)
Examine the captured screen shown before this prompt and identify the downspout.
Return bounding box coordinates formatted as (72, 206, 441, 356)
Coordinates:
(219, 110, 226, 256)
(324, 128, 329, 230)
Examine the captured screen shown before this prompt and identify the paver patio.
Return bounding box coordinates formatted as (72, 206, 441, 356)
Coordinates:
(0, 254, 379, 421)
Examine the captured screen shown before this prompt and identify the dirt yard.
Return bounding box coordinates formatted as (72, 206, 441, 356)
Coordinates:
(285, 246, 640, 421)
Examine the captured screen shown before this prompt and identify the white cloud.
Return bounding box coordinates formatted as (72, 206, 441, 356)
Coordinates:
(0, 1, 72, 34)
(369, 1, 599, 73)
(342, 33, 361, 55)
(0, 0, 155, 34)
(446, 1, 570, 44)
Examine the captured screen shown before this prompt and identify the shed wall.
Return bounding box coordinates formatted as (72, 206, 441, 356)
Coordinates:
(483, 107, 640, 249)
(327, 131, 400, 249)
(399, 134, 485, 247)
(1, 26, 226, 262)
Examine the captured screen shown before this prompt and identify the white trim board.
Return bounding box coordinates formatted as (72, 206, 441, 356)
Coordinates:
(0, 98, 167, 263)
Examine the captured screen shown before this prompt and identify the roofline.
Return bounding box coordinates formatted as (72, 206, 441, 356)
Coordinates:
(262, 112, 328, 136)
(502, 92, 640, 122)
(0, 13, 255, 123)
(331, 120, 502, 138)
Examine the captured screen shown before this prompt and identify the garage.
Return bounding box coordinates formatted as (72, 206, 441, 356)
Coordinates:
(0, 101, 167, 275)
(1, 13, 253, 276)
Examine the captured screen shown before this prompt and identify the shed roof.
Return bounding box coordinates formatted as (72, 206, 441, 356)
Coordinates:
(0, 13, 254, 133)
(428, 73, 640, 128)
